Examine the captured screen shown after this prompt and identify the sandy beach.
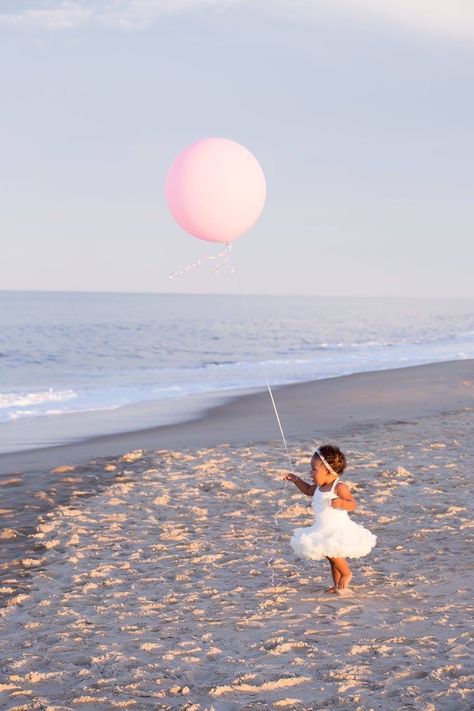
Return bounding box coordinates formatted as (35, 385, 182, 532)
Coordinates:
(1, 360, 473, 710)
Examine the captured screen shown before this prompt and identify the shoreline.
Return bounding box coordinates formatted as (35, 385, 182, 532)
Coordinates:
(1, 358, 473, 477)
(3, 346, 473, 458)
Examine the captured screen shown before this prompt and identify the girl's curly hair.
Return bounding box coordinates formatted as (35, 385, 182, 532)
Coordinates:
(314, 444, 347, 474)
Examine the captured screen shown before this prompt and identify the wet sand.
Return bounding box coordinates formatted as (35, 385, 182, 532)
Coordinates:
(0, 360, 473, 709)
(1, 360, 472, 478)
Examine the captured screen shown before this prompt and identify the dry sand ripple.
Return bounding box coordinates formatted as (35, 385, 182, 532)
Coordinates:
(1, 410, 473, 710)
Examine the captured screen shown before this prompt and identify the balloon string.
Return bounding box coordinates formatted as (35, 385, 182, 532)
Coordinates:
(227, 246, 294, 588)
(169, 244, 235, 280)
(169, 241, 294, 588)
(227, 248, 295, 476)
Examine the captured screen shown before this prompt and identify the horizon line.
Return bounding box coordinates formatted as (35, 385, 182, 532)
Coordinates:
(1, 288, 473, 301)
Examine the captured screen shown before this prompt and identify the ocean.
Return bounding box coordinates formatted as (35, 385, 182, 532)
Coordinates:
(1, 291, 473, 454)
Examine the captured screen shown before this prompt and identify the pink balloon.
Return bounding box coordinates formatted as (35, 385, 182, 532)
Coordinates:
(166, 137, 266, 243)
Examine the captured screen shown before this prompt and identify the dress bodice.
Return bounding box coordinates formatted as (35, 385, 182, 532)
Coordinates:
(312, 477, 348, 518)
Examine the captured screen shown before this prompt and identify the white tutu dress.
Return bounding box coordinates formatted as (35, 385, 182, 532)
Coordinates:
(290, 477, 376, 560)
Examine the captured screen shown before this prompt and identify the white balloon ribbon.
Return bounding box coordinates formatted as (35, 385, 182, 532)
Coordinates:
(169, 243, 235, 280)
(168, 241, 294, 588)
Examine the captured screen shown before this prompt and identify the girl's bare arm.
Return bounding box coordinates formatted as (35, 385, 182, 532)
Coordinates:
(285, 474, 317, 496)
(331, 482, 356, 511)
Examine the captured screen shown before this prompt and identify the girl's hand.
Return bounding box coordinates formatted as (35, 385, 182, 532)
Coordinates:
(331, 498, 345, 509)
(284, 473, 298, 482)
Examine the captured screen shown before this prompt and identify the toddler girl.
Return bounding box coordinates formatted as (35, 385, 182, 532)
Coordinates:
(285, 444, 376, 594)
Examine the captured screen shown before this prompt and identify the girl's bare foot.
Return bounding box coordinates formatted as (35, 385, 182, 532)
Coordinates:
(324, 586, 338, 593)
(337, 572, 353, 590)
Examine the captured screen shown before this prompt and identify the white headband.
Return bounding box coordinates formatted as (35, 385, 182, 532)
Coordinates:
(315, 447, 339, 478)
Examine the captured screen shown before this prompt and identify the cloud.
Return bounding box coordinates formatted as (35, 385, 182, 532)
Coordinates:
(0, 1, 226, 31)
(0, 0, 473, 40)
(331, 0, 474, 41)
(0, 2, 94, 31)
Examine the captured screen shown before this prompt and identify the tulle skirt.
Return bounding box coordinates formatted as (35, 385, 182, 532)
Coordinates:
(290, 515, 377, 561)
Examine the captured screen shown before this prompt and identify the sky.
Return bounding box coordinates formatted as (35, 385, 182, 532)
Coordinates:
(0, 0, 473, 298)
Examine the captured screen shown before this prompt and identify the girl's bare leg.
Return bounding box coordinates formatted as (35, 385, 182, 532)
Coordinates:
(325, 557, 341, 593)
(332, 557, 352, 589)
